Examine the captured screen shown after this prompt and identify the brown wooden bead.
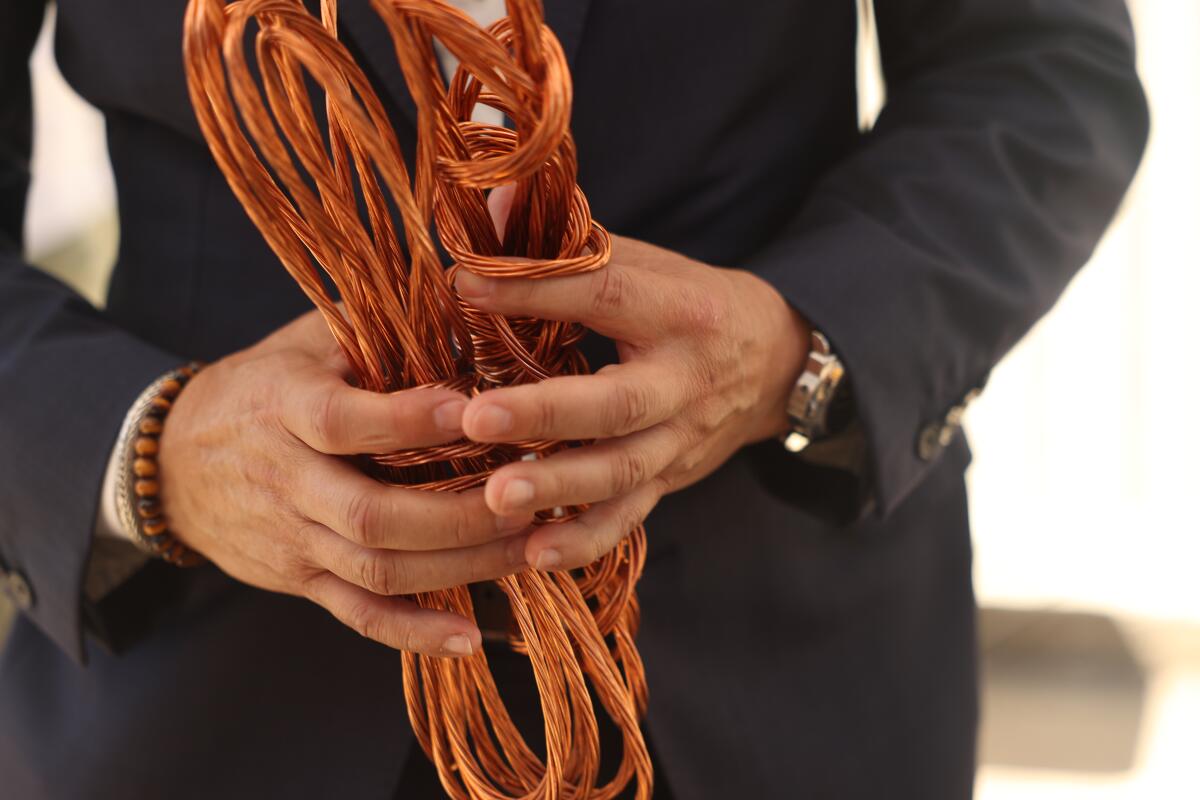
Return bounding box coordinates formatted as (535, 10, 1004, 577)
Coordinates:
(138, 417, 164, 436)
(148, 396, 172, 415)
(178, 365, 197, 379)
(134, 479, 160, 498)
(159, 378, 182, 398)
(142, 518, 167, 536)
(133, 458, 158, 478)
(134, 437, 159, 456)
(137, 498, 162, 519)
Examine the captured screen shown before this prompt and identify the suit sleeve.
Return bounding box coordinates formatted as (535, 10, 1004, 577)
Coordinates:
(0, 0, 180, 661)
(745, 0, 1149, 519)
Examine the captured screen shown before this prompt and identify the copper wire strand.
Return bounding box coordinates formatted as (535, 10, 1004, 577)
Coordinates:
(182, 1, 651, 798)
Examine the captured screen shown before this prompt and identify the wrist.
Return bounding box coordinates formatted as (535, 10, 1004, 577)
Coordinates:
(113, 363, 208, 567)
(727, 268, 812, 444)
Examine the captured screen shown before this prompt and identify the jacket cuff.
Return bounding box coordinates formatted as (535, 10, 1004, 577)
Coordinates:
(745, 214, 988, 520)
(0, 306, 180, 663)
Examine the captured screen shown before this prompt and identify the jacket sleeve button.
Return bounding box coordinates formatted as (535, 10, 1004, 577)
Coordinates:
(917, 423, 944, 461)
(1, 570, 35, 612)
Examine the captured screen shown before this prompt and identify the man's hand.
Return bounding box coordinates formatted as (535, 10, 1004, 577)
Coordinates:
(455, 233, 811, 573)
(159, 311, 533, 657)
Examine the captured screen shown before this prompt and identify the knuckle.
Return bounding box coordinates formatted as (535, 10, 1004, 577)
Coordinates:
(590, 267, 629, 318)
(664, 421, 702, 473)
(242, 454, 287, 494)
(674, 285, 729, 335)
(615, 507, 640, 544)
(610, 449, 650, 494)
(308, 390, 344, 451)
(606, 380, 653, 435)
(543, 467, 573, 506)
(674, 445, 705, 476)
(587, 525, 613, 565)
(391, 619, 421, 653)
(567, 516, 613, 569)
(345, 490, 383, 547)
(346, 599, 379, 640)
(392, 625, 418, 654)
(530, 393, 557, 438)
(296, 570, 324, 603)
(244, 374, 280, 423)
(289, 521, 322, 564)
(539, 395, 559, 438)
(354, 604, 414, 651)
(690, 350, 723, 394)
(280, 556, 314, 588)
(356, 551, 406, 595)
(614, 492, 653, 545)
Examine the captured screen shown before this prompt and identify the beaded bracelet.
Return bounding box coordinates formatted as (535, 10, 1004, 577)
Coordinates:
(114, 362, 206, 567)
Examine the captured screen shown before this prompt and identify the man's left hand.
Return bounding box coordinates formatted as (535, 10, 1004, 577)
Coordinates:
(454, 233, 811, 572)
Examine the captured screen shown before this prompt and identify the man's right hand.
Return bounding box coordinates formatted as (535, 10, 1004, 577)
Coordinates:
(157, 310, 531, 657)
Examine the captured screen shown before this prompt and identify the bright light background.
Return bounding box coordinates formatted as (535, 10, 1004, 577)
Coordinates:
(966, 1, 1200, 625)
(850, 0, 1200, 627)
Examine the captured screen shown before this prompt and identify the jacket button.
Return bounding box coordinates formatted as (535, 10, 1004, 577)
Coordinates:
(917, 423, 944, 461)
(1, 570, 35, 611)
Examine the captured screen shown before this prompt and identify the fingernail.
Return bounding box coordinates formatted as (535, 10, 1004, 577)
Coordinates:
(500, 479, 535, 512)
(534, 548, 562, 571)
(442, 634, 475, 656)
(470, 405, 514, 438)
(433, 399, 467, 433)
(455, 270, 495, 299)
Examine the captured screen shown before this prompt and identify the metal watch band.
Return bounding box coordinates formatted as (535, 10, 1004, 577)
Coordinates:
(783, 330, 845, 453)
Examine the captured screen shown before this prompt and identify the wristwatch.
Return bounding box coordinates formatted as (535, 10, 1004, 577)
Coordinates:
(783, 330, 851, 453)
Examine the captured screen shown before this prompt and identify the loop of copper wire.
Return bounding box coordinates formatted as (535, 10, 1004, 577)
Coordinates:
(183, 1, 651, 797)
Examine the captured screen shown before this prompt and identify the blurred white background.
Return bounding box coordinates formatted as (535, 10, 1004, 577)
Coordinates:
(968, 0, 1200, 627)
(17, 1, 1200, 797)
(966, 2, 1200, 797)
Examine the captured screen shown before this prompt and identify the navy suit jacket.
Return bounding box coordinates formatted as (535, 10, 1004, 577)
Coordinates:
(0, 1, 1147, 797)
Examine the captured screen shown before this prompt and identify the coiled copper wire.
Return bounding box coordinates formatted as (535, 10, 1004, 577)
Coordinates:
(183, 1, 652, 797)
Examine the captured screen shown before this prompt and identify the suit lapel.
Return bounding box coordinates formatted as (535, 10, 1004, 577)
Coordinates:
(336, 0, 595, 133)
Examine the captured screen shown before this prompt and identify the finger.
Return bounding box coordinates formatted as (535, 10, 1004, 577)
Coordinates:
(461, 360, 687, 443)
(302, 522, 530, 596)
(282, 380, 470, 455)
(488, 183, 516, 240)
(483, 424, 683, 516)
(302, 571, 482, 657)
(294, 457, 534, 550)
(454, 261, 670, 343)
(524, 481, 662, 572)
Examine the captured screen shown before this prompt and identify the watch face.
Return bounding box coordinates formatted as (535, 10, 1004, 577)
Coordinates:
(786, 331, 848, 444)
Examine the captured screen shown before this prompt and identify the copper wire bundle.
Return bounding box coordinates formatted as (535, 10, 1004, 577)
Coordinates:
(182, 1, 651, 797)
